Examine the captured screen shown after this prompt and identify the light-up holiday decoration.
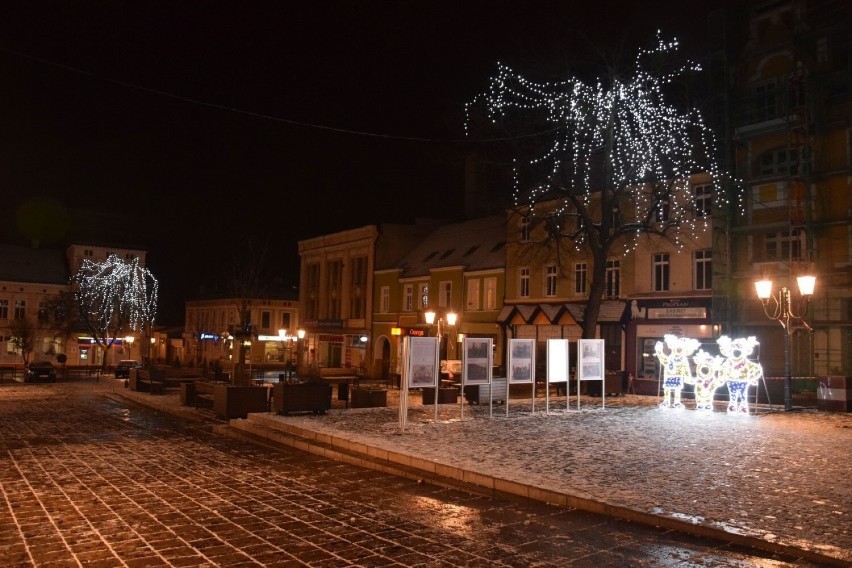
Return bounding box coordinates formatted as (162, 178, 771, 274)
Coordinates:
(467, 34, 726, 338)
(689, 350, 725, 411)
(73, 254, 159, 367)
(654, 334, 701, 409)
(717, 335, 763, 414)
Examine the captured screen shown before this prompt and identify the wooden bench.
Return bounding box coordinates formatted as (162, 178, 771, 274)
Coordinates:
(137, 377, 166, 394)
(463, 377, 508, 405)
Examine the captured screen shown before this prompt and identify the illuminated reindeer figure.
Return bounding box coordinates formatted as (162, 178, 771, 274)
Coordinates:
(689, 350, 725, 411)
(717, 336, 763, 414)
(654, 334, 700, 409)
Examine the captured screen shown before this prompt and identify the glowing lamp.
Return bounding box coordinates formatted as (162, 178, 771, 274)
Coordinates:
(297, 329, 305, 339)
(797, 275, 815, 296)
(424, 310, 436, 325)
(754, 280, 773, 300)
(446, 311, 458, 326)
(391, 327, 402, 336)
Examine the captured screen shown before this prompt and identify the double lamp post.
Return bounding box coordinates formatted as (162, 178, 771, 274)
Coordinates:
(754, 274, 815, 411)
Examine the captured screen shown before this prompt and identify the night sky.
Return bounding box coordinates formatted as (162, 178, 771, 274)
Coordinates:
(1, 1, 737, 323)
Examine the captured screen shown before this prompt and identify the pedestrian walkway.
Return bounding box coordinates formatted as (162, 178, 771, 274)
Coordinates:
(112, 380, 852, 566)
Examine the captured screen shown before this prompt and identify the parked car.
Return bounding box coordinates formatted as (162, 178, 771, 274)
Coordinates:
(26, 361, 57, 383)
(115, 360, 141, 378)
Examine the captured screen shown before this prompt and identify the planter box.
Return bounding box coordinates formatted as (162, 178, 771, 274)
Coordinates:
(422, 387, 458, 405)
(818, 376, 851, 412)
(274, 382, 332, 415)
(351, 388, 387, 408)
(213, 385, 270, 419)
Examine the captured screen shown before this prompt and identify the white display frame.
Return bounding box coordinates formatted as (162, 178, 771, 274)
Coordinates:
(508, 338, 536, 416)
(546, 338, 570, 413)
(406, 336, 441, 421)
(461, 337, 493, 419)
(577, 338, 606, 410)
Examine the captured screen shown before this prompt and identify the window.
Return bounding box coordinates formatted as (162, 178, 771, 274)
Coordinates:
(467, 279, 481, 310)
(574, 263, 587, 295)
(764, 229, 803, 261)
(281, 312, 291, 329)
(350, 256, 367, 319)
(653, 253, 670, 292)
(694, 250, 712, 290)
(419, 283, 429, 309)
(306, 263, 320, 319)
(0, 298, 9, 319)
(484, 278, 497, 310)
(759, 148, 798, 176)
(380, 286, 390, 313)
(439, 281, 452, 308)
(38, 301, 50, 323)
(261, 311, 271, 329)
(755, 81, 777, 122)
(605, 260, 621, 299)
(545, 265, 557, 297)
(694, 184, 712, 218)
(519, 267, 530, 298)
(14, 300, 26, 320)
(519, 215, 531, 242)
(403, 284, 413, 312)
(327, 259, 343, 319)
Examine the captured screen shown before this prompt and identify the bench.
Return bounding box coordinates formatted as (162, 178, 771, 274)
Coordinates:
(274, 382, 332, 415)
(137, 377, 166, 394)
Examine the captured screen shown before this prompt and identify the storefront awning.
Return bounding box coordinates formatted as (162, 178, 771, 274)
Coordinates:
(498, 301, 625, 325)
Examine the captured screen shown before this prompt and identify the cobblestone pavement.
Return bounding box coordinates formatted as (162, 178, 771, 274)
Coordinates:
(256, 388, 852, 566)
(0, 380, 829, 567)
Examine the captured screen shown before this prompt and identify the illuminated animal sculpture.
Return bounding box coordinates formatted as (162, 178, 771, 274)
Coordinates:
(654, 334, 701, 408)
(689, 350, 725, 410)
(717, 336, 763, 414)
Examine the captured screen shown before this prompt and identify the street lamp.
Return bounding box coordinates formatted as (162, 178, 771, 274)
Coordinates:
(424, 309, 459, 360)
(125, 335, 135, 361)
(754, 275, 816, 411)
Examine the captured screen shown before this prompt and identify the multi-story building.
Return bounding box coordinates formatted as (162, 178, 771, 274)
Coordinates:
(503, 172, 717, 382)
(373, 216, 506, 380)
(298, 223, 434, 378)
(721, 0, 851, 378)
(183, 288, 299, 367)
(0, 242, 148, 367)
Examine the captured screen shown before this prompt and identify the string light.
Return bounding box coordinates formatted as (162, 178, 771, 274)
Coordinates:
(467, 33, 728, 251)
(73, 254, 159, 342)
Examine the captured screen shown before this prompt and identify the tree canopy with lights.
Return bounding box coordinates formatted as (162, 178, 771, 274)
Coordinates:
(72, 254, 158, 368)
(468, 34, 724, 337)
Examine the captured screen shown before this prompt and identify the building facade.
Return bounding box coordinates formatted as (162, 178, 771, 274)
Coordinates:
(0, 243, 149, 368)
(722, 0, 851, 377)
(298, 224, 434, 378)
(372, 216, 506, 380)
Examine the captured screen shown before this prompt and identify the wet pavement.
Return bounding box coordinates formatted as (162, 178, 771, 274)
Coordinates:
(0, 380, 835, 567)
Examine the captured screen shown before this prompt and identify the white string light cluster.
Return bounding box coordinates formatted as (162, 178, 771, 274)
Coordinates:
(468, 34, 726, 253)
(74, 254, 159, 335)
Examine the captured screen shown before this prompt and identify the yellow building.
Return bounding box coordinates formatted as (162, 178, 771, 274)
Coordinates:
(298, 224, 434, 379)
(372, 216, 506, 380)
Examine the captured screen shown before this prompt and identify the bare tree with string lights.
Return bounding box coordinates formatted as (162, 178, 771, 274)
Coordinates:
(72, 254, 158, 370)
(467, 34, 726, 339)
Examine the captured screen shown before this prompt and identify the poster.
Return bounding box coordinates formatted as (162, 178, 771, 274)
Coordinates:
(578, 339, 604, 381)
(408, 336, 439, 388)
(463, 337, 492, 385)
(547, 339, 569, 383)
(508, 338, 535, 383)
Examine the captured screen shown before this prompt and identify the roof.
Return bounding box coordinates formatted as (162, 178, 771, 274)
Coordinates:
(0, 244, 68, 284)
(395, 216, 506, 277)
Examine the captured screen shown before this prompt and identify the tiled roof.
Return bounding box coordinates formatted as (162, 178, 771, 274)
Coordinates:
(396, 216, 506, 277)
(0, 244, 68, 284)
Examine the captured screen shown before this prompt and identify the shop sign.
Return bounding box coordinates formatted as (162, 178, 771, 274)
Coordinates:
(319, 334, 344, 343)
(646, 299, 707, 320)
(405, 328, 426, 337)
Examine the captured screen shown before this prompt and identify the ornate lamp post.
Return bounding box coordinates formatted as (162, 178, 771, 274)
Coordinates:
(754, 275, 815, 411)
(424, 309, 458, 361)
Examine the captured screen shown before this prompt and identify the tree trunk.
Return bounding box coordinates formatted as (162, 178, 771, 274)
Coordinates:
(582, 246, 609, 339)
